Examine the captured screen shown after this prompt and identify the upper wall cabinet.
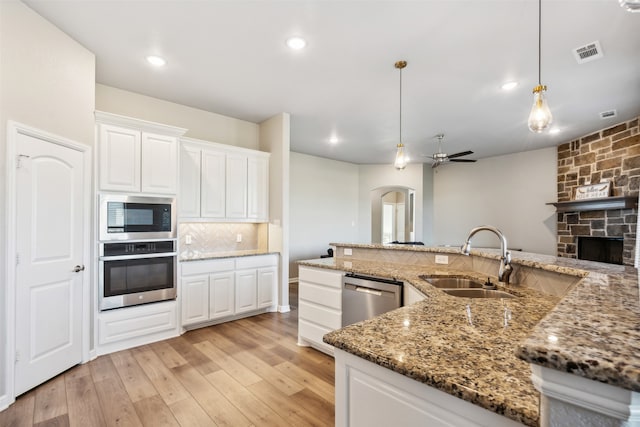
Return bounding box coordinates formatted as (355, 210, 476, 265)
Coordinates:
(180, 137, 270, 222)
(96, 111, 187, 195)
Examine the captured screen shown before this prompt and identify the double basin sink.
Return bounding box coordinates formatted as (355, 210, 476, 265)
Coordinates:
(419, 276, 516, 299)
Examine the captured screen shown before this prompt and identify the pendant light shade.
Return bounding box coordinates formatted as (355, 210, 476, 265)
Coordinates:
(394, 143, 408, 170)
(528, 84, 553, 132)
(394, 60, 408, 170)
(528, 0, 552, 133)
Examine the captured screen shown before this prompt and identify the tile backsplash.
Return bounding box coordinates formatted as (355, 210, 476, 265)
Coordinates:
(179, 222, 268, 254)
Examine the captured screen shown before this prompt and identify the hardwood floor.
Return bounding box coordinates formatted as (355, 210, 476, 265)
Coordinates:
(0, 295, 335, 427)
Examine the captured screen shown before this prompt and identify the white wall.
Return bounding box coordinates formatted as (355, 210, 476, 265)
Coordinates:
(289, 152, 359, 278)
(432, 147, 557, 254)
(358, 163, 424, 243)
(96, 84, 259, 150)
(0, 0, 95, 405)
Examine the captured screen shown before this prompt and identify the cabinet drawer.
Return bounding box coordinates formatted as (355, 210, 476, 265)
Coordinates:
(299, 301, 341, 330)
(299, 319, 335, 353)
(181, 258, 235, 276)
(99, 301, 177, 345)
(299, 266, 343, 289)
(299, 282, 341, 310)
(236, 254, 277, 269)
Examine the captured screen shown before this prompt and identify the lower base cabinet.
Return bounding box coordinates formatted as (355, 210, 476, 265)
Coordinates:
(181, 254, 278, 328)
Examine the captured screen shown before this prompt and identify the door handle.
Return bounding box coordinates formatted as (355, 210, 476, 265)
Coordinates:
(72, 265, 85, 273)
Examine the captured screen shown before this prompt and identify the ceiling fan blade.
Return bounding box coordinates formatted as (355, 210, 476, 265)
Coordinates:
(447, 150, 474, 159)
(449, 158, 477, 163)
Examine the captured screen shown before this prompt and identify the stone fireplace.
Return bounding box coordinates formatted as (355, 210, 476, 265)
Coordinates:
(556, 116, 639, 265)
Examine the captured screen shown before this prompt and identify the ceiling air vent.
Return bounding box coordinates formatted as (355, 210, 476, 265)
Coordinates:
(600, 110, 617, 119)
(573, 41, 603, 64)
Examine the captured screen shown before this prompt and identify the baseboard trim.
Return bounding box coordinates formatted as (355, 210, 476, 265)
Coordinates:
(278, 304, 291, 313)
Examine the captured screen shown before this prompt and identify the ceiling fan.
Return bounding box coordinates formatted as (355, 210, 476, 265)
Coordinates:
(427, 134, 477, 168)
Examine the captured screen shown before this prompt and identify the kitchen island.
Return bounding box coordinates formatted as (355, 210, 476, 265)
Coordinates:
(298, 243, 640, 426)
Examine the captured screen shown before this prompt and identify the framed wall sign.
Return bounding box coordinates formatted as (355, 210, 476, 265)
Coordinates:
(574, 182, 611, 200)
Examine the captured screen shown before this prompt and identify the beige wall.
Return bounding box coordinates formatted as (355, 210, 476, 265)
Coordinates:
(0, 0, 95, 403)
(96, 84, 259, 150)
(432, 147, 557, 254)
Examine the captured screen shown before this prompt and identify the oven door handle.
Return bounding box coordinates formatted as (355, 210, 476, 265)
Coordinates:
(100, 252, 177, 261)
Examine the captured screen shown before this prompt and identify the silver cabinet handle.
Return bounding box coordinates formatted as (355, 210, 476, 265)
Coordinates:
(73, 265, 85, 273)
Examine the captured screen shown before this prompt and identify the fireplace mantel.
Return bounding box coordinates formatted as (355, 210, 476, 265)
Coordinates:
(547, 196, 638, 213)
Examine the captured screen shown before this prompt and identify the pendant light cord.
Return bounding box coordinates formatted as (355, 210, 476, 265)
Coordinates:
(538, 0, 542, 85)
(399, 65, 403, 144)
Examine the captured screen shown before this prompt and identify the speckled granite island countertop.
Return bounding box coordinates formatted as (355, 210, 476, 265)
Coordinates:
(299, 243, 640, 426)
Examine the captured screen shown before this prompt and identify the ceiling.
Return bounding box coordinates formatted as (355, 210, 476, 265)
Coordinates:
(24, 0, 640, 165)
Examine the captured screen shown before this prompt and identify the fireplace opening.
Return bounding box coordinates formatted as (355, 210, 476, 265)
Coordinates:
(577, 237, 623, 265)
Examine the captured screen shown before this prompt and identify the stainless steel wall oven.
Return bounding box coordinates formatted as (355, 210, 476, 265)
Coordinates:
(99, 240, 177, 310)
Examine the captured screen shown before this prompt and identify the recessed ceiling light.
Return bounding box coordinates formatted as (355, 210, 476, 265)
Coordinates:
(286, 36, 307, 50)
(146, 55, 167, 67)
(501, 81, 518, 90)
(329, 136, 339, 144)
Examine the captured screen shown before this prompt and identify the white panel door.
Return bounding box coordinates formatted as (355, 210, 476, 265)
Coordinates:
(201, 150, 226, 218)
(179, 145, 202, 218)
(257, 266, 277, 308)
(225, 154, 247, 218)
(99, 124, 141, 192)
(247, 156, 269, 221)
(15, 132, 85, 395)
(209, 272, 235, 319)
(235, 269, 257, 314)
(181, 275, 210, 326)
(141, 132, 178, 194)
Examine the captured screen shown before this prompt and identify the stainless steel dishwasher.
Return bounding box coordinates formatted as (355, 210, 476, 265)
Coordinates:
(342, 273, 403, 327)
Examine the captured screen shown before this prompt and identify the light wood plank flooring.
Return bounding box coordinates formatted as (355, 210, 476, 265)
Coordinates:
(0, 292, 335, 427)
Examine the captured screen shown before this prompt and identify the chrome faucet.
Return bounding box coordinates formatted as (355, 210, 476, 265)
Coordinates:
(460, 226, 513, 285)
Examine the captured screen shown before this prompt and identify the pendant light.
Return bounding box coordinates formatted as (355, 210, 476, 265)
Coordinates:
(394, 60, 408, 170)
(528, 0, 553, 133)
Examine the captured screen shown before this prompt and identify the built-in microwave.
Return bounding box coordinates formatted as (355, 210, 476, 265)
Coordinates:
(99, 194, 176, 241)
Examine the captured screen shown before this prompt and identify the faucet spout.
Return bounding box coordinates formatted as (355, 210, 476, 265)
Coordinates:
(460, 225, 513, 285)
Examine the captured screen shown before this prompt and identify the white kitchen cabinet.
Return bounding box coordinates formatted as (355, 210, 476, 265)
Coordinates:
(257, 266, 277, 308)
(334, 349, 522, 427)
(209, 271, 235, 319)
(96, 111, 186, 195)
(179, 137, 269, 222)
(200, 150, 226, 218)
(99, 124, 141, 192)
(180, 254, 278, 328)
(298, 266, 345, 355)
(181, 275, 210, 325)
(235, 269, 257, 314)
(247, 156, 269, 221)
(178, 144, 201, 217)
(141, 132, 178, 194)
(226, 153, 248, 218)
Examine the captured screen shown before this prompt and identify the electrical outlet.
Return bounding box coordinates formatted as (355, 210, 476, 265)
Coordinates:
(435, 255, 449, 265)
(185, 235, 192, 245)
(344, 248, 353, 256)
(236, 234, 242, 243)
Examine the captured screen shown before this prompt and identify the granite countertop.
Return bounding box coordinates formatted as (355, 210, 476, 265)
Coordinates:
(300, 245, 640, 426)
(179, 249, 276, 262)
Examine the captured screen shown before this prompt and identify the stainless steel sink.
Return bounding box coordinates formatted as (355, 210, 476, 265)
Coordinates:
(420, 276, 483, 289)
(442, 289, 516, 299)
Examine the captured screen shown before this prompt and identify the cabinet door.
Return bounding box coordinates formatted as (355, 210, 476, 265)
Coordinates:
(141, 132, 178, 194)
(225, 154, 248, 218)
(99, 124, 141, 192)
(235, 269, 257, 314)
(257, 266, 277, 308)
(201, 150, 226, 218)
(181, 275, 209, 326)
(179, 145, 202, 218)
(209, 271, 235, 319)
(247, 156, 269, 221)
